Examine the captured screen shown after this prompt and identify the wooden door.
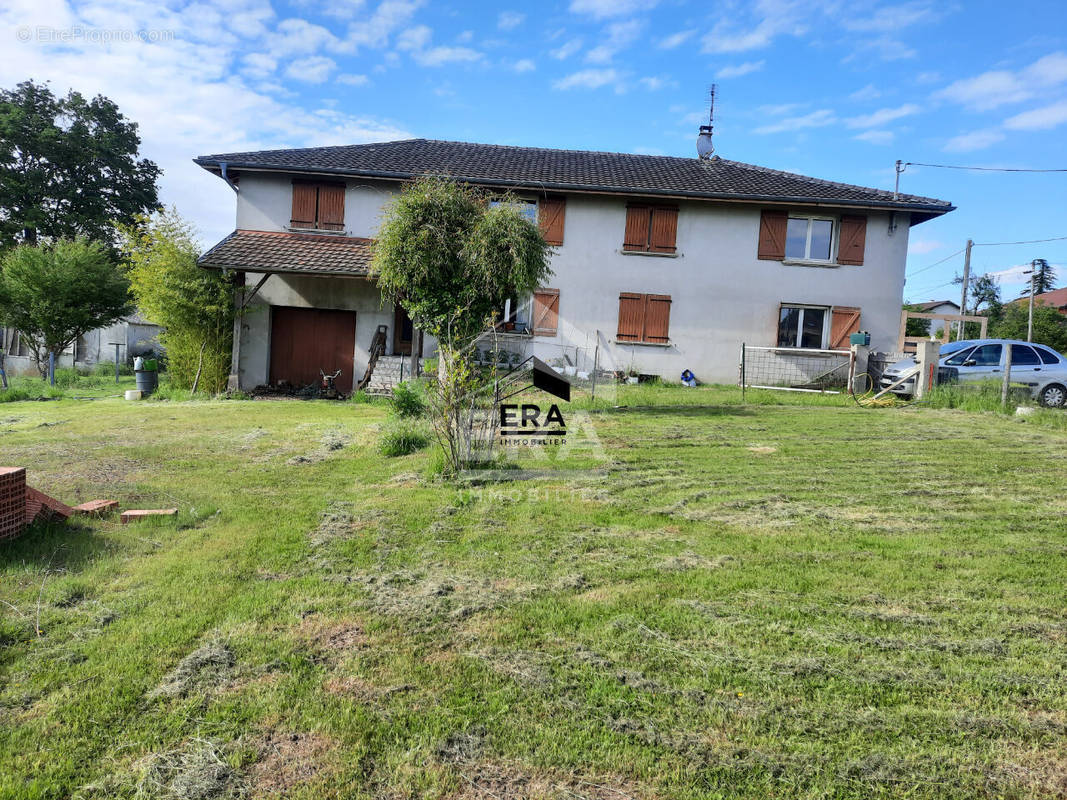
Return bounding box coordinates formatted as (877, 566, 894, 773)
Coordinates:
(269, 306, 357, 393)
(393, 305, 413, 356)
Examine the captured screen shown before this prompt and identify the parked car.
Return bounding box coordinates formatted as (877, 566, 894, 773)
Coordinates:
(878, 339, 1067, 407)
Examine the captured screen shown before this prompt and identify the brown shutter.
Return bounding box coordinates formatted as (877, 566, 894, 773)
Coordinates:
(757, 210, 787, 260)
(645, 295, 672, 342)
(837, 215, 867, 265)
(649, 207, 678, 253)
(829, 306, 861, 349)
(532, 288, 560, 336)
(318, 183, 346, 231)
(623, 205, 650, 251)
(290, 183, 317, 229)
(617, 293, 645, 340)
(538, 196, 566, 246)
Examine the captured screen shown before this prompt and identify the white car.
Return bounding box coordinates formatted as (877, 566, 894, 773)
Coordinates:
(879, 339, 1067, 407)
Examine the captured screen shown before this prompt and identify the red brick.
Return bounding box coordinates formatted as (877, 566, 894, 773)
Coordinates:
(73, 500, 119, 516)
(0, 467, 27, 542)
(25, 486, 74, 525)
(120, 509, 178, 524)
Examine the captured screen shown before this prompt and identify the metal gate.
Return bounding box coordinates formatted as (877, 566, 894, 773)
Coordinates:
(740, 344, 851, 393)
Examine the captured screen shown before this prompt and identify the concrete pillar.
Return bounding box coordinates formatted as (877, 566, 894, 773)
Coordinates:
(914, 340, 942, 399)
(850, 344, 870, 394)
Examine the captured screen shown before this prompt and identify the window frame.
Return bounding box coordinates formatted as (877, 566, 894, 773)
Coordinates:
(616, 292, 672, 346)
(289, 180, 346, 233)
(784, 215, 836, 263)
(777, 303, 831, 350)
(490, 196, 539, 225)
(1034, 345, 1063, 365)
(622, 204, 680, 256)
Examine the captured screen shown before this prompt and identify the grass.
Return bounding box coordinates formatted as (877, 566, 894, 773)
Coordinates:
(1, 384, 1066, 799)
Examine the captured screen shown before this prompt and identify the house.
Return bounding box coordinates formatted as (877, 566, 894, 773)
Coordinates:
(913, 300, 960, 316)
(194, 137, 953, 389)
(1, 314, 162, 377)
(1010, 287, 1067, 315)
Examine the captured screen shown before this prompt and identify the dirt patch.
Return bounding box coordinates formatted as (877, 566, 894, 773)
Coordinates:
(452, 761, 646, 799)
(149, 640, 235, 699)
(746, 445, 777, 455)
(250, 731, 335, 796)
(298, 614, 369, 656)
(658, 552, 734, 572)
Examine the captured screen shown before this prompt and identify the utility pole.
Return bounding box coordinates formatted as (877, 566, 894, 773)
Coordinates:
(1027, 260, 1037, 342)
(957, 238, 973, 341)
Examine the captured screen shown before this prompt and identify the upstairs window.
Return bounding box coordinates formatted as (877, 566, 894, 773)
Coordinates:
(490, 197, 538, 224)
(291, 181, 345, 231)
(623, 205, 678, 254)
(758, 211, 866, 265)
(785, 216, 834, 261)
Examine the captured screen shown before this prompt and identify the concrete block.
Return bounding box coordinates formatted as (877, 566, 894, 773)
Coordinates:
(121, 508, 178, 524)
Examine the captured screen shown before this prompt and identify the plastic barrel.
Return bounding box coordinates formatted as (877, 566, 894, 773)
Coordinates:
(134, 369, 158, 396)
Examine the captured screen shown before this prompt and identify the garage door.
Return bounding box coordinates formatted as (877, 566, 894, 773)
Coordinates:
(269, 306, 357, 393)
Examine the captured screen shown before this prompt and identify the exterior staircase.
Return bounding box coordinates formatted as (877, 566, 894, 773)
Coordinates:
(365, 355, 423, 395)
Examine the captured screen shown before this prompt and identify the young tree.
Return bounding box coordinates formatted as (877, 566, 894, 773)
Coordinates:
(122, 209, 233, 393)
(0, 239, 132, 376)
(372, 176, 552, 472)
(1020, 258, 1057, 297)
(990, 303, 1067, 353)
(0, 80, 161, 251)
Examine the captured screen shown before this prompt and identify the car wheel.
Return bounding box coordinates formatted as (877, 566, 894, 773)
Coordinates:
(1039, 383, 1067, 408)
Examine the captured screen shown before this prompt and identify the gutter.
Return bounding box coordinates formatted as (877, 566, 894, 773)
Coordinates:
(192, 159, 955, 216)
(218, 161, 239, 194)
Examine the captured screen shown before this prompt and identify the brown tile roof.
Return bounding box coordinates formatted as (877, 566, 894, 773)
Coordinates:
(195, 138, 953, 217)
(198, 229, 373, 276)
(1010, 286, 1067, 309)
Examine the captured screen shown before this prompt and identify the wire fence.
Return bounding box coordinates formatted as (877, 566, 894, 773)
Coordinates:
(740, 345, 851, 393)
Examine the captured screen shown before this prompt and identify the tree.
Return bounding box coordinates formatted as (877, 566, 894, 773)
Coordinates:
(0, 80, 161, 251)
(989, 302, 1067, 353)
(902, 304, 931, 337)
(122, 209, 233, 393)
(1020, 258, 1057, 298)
(0, 239, 132, 377)
(372, 176, 552, 472)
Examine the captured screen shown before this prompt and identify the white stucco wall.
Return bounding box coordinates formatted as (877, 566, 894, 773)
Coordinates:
(229, 171, 920, 385)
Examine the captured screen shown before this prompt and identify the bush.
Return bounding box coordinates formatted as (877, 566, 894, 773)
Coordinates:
(378, 418, 431, 456)
(390, 380, 426, 417)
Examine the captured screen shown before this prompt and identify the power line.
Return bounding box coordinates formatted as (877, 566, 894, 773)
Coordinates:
(906, 247, 966, 277)
(973, 235, 1067, 247)
(902, 161, 1067, 173)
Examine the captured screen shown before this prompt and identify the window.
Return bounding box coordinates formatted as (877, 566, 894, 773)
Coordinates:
(1010, 345, 1041, 366)
(785, 217, 834, 261)
(617, 293, 671, 343)
(777, 305, 828, 349)
(538, 196, 566, 246)
(290, 181, 345, 231)
(623, 205, 678, 254)
(1035, 345, 1063, 365)
(944, 346, 976, 366)
(531, 288, 560, 337)
(490, 197, 538, 224)
(969, 344, 1002, 366)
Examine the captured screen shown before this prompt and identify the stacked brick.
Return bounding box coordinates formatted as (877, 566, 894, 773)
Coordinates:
(1, 467, 27, 541)
(25, 486, 73, 526)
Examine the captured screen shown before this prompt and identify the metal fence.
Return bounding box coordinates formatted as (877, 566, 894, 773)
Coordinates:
(740, 344, 851, 393)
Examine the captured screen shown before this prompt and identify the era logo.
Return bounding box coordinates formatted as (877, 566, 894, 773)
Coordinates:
(499, 403, 565, 429)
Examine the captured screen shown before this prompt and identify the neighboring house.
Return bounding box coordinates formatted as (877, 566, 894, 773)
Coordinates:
(1010, 287, 1067, 314)
(195, 137, 953, 388)
(0, 314, 162, 376)
(914, 300, 960, 316)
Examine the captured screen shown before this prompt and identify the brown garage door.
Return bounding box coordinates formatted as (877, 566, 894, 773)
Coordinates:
(269, 306, 357, 393)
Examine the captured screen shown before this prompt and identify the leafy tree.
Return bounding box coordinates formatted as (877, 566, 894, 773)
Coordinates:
(372, 176, 552, 472)
(989, 302, 1067, 353)
(902, 304, 931, 337)
(0, 80, 161, 251)
(1019, 258, 1057, 297)
(122, 209, 233, 393)
(0, 239, 132, 377)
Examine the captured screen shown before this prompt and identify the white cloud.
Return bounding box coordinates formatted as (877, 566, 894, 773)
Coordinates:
(412, 45, 483, 66)
(242, 52, 277, 78)
(845, 103, 920, 128)
(986, 263, 1036, 287)
(284, 55, 336, 83)
(569, 0, 654, 19)
(1004, 100, 1067, 131)
(843, 35, 916, 62)
(337, 73, 370, 86)
(848, 84, 881, 102)
(550, 38, 583, 60)
(757, 102, 807, 117)
(512, 58, 536, 73)
(715, 60, 764, 79)
(346, 0, 424, 50)
(842, 1, 939, 33)
(639, 76, 673, 90)
(658, 30, 694, 49)
(934, 51, 1067, 110)
(585, 20, 642, 64)
(908, 239, 943, 256)
(554, 68, 620, 90)
(702, 0, 807, 54)
(854, 130, 894, 145)
(754, 108, 836, 135)
(497, 11, 525, 30)
(396, 24, 432, 50)
(943, 128, 1006, 152)
(267, 18, 348, 57)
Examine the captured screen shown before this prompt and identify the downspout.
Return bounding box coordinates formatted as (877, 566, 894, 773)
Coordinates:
(219, 161, 239, 194)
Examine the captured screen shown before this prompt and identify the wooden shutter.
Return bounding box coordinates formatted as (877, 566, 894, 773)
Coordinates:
(617, 293, 645, 340)
(538, 196, 566, 246)
(290, 183, 317, 229)
(623, 206, 651, 251)
(757, 210, 787, 260)
(532, 288, 560, 336)
(837, 215, 867, 265)
(645, 295, 672, 342)
(318, 183, 346, 231)
(829, 306, 861, 349)
(649, 207, 678, 253)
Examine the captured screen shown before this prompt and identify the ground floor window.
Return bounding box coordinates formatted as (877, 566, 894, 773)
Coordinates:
(617, 293, 672, 344)
(777, 305, 828, 349)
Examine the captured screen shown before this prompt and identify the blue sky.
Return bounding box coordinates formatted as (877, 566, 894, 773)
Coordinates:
(2, 0, 1066, 303)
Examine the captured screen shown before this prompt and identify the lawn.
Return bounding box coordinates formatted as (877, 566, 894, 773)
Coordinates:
(1, 386, 1066, 799)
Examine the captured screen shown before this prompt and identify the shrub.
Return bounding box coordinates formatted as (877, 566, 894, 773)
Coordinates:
(390, 380, 426, 417)
(378, 418, 431, 456)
